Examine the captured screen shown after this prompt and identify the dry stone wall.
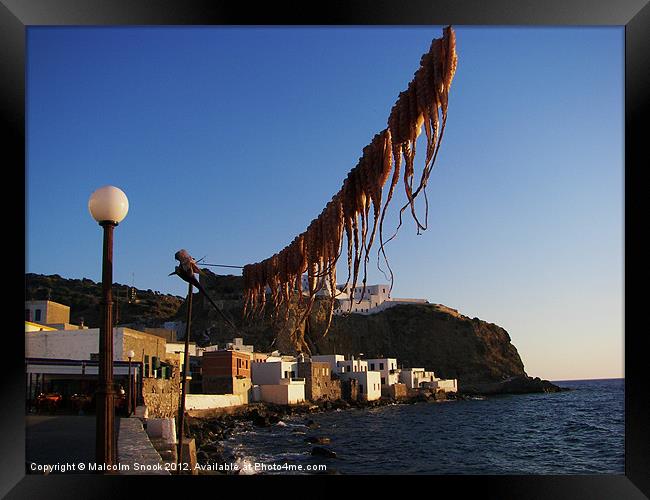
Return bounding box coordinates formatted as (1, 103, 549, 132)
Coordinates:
(142, 361, 181, 418)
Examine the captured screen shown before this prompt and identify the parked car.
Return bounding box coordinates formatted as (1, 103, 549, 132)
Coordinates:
(70, 393, 92, 413)
(36, 393, 62, 413)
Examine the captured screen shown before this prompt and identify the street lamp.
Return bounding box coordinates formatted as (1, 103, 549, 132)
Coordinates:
(126, 350, 135, 417)
(89, 185, 129, 468)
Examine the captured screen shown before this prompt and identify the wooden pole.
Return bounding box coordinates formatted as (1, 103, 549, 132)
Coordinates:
(176, 282, 193, 473)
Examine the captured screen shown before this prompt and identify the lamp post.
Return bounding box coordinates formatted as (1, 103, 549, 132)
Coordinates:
(126, 350, 135, 416)
(89, 185, 129, 469)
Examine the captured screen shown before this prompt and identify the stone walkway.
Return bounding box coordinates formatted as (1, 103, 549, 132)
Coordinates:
(117, 417, 170, 475)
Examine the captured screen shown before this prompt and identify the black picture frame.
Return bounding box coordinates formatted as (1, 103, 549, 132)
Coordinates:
(6, 0, 648, 497)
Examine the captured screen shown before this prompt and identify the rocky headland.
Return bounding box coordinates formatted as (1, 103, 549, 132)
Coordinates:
(189, 270, 565, 395)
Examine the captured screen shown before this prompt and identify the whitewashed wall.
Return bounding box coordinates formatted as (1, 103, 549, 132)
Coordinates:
(251, 361, 297, 385)
(311, 355, 344, 374)
(366, 358, 399, 386)
(259, 384, 305, 405)
(339, 371, 381, 401)
(25, 328, 121, 360)
(434, 379, 458, 393)
(185, 394, 243, 410)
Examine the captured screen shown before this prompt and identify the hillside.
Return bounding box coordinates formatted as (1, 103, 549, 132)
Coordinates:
(25, 273, 184, 329)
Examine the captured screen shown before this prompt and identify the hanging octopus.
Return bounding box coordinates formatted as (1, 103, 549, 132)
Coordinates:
(242, 26, 458, 353)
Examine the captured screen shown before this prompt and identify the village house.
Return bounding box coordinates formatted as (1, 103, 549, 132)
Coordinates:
(339, 369, 382, 401)
(310, 355, 381, 401)
(333, 284, 428, 316)
(399, 368, 458, 393)
(311, 354, 345, 374)
(296, 359, 341, 401)
(225, 337, 254, 353)
(336, 356, 368, 374)
(250, 360, 305, 405)
(25, 323, 170, 372)
(201, 349, 253, 403)
(25, 299, 88, 330)
(365, 358, 399, 387)
(297, 277, 429, 316)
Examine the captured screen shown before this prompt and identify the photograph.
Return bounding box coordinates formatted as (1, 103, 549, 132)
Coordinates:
(5, 2, 648, 497)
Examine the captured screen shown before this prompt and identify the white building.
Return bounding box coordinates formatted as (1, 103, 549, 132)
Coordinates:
(336, 357, 368, 375)
(257, 379, 306, 405)
(399, 368, 437, 389)
(339, 370, 382, 401)
(334, 284, 429, 316)
(310, 355, 381, 402)
(166, 342, 200, 357)
(251, 360, 299, 385)
(311, 354, 344, 374)
(399, 368, 457, 393)
(25, 300, 88, 330)
(250, 360, 305, 405)
(225, 337, 254, 353)
(365, 358, 399, 387)
(434, 379, 458, 393)
(25, 326, 167, 362)
(300, 275, 338, 297)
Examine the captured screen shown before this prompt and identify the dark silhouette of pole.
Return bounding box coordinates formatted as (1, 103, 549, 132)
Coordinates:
(127, 355, 132, 416)
(176, 281, 193, 473)
(132, 366, 137, 414)
(96, 221, 116, 469)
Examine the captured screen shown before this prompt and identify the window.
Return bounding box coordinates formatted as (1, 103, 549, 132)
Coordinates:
(381, 377, 386, 385)
(25, 309, 31, 321)
(144, 355, 150, 377)
(370, 363, 375, 370)
(380, 363, 384, 370)
(34, 309, 41, 321)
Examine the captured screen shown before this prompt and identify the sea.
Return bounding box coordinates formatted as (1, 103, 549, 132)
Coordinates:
(221, 378, 624, 475)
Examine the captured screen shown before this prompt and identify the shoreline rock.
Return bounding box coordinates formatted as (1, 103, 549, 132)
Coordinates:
(459, 376, 570, 396)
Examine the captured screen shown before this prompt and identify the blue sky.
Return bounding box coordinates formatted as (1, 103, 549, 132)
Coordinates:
(26, 26, 623, 381)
